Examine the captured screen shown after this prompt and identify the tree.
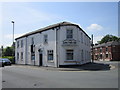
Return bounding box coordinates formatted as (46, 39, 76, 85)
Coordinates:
(2, 42, 15, 57)
(98, 34, 120, 44)
(3, 47, 13, 56)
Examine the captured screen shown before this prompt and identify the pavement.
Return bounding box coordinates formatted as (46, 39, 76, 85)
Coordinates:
(12, 61, 118, 71)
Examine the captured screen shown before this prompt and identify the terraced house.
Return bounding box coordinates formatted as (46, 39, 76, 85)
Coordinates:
(93, 41, 120, 61)
(15, 22, 91, 67)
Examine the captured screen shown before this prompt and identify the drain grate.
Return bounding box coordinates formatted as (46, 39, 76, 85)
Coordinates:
(2, 80, 6, 82)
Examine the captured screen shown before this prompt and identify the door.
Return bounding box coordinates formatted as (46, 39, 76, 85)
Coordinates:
(39, 54, 42, 66)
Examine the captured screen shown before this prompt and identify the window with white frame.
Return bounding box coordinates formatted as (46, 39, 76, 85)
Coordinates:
(81, 32, 83, 43)
(44, 34, 48, 44)
(66, 29, 73, 39)
(106, 47, 108, 51)
(17, 41, 19, 48)
(31, 53, 35, 60)
(81, 50, 84, 61)
(84, 35, 86, 45)
(47, 50, 53, 61)
(31, 37, 34, 45)
(17, 52, 19, 60)
(21, 52, 23, 60)
(21, 40, 23, 48)
(66, 50, 74, 60)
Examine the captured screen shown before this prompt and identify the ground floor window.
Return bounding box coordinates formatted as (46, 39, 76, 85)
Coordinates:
(81, 50, 84, 61)
(47, 50, 54, 61)
(106, 54, 108, 58)
(66, 50, 74, 60)
(100, 54, 102, 59)
(95, 55, 98, 60)
(17, 52, 19, 60)
(21, 52, 23, 60)
(31, 53, 35, 60)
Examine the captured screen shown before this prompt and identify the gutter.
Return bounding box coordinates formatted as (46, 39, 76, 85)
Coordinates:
(56, 25, 60, 68)
(25, 37, 27, 65)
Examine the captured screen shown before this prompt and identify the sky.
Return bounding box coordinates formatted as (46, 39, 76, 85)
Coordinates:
(0, 2, 118, 47)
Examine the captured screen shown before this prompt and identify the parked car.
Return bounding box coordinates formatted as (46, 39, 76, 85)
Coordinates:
(0, 59, 4, 67)
(0, 58, 12, 66)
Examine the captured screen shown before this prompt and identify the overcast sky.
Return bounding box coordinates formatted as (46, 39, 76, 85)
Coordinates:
(0, 2, 118, 47)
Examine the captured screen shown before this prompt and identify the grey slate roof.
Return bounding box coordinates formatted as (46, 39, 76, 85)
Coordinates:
(93, 41, 120, 48)
(15, 21, 91, 40)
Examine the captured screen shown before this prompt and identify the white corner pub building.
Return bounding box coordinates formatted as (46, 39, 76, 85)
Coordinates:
(15, 22, 91, 67)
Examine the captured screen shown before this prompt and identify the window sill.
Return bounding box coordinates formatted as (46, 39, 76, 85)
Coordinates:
(48, 60, 54, 63)
(64, 60, 77, 63)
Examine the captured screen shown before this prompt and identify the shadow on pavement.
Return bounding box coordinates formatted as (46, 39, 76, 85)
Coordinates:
(59, 62, 111, 71)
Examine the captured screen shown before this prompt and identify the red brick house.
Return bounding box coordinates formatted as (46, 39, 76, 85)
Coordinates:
(92, 41, 120, 61)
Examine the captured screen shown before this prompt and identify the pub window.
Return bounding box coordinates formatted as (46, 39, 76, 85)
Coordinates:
(47, 50, 53, 60)
(81, 50, 84, 61)
(31, 37, 34, 45)
(81, 33, 83, 43)
(21, 40, 23, 48)
(17, 41, 19, 48)
(66, 29, 73, 39)
(31, 53, 35, 60)
(66, 50, 74, 60)
(17, 52, 19, 60)
(44, 34, 48, 44)
(21, 52, 23, 60)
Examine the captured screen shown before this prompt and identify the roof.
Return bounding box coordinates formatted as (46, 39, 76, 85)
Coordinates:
(93, 41, 120, 48)
(15, 21, 91, 40)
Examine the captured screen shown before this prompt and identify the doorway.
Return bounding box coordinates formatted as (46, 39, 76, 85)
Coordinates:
(39, 54, 42, 66)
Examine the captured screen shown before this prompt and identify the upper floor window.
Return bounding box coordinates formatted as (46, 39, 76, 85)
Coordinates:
(100, 48, 102, 52)
(84, 35, 86, 45)
(21, 40, 23, 48)
(17, 41, 19, 48)
(31, 37, 34, 45)
(66, 29, 73, 39)
(81, 32, 83, 43)
(106, 48, 108, 51)
(44, 34, 48, 44)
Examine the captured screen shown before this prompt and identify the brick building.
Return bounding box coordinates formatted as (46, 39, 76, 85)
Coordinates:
(92, 41, 120, 61)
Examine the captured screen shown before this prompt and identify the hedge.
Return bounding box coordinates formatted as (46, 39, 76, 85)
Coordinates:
(0, 56, 15, 64)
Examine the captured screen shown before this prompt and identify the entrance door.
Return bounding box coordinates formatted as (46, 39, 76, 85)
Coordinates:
(39, 54, 42, 66)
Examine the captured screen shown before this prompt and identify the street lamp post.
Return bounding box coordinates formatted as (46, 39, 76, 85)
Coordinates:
(11, 21, 14, 45)
(11, 21, 15, 63)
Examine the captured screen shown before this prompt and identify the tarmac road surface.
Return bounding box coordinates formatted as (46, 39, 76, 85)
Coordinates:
(2, 61, 119, 88)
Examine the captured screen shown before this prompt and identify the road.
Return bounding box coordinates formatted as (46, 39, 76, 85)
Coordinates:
(2, 61, 119, 88)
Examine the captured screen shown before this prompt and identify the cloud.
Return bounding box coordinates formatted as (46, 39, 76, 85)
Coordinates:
(1, 33, 24, 47)
(2, 3, 64, 47)
(4, 33, 24, 39)
(93, 36, 103, 44)
(86, 24, 103, 31)
(3, 4, 63, 27)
